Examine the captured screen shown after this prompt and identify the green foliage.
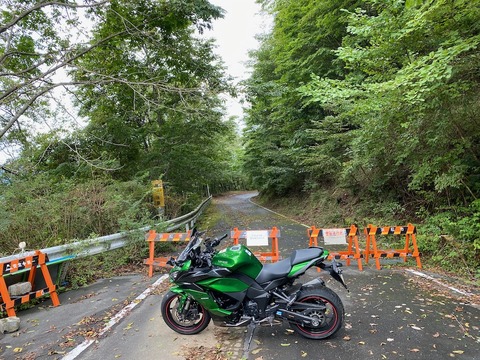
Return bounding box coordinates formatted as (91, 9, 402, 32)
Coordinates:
(0, 175, 153, 254)
(245, 0, 480, 275)
(300, 0, 480, 207)
(417, 201, 480, 278)
(243, 0, 361, 195)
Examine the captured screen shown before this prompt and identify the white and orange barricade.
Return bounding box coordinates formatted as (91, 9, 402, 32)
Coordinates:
(0, 250, 60, 317)
(144, 230, 191, 277)
(363, 223, 421, 270)
(307, 224, 363, 270)
(231, 227, 281, 263)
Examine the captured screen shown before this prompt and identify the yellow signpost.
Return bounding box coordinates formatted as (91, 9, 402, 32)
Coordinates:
(152, 180, 165, 215)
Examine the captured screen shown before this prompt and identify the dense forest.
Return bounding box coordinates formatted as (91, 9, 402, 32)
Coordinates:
(244, 0, 479, 277)
(0, 0, 479, 279)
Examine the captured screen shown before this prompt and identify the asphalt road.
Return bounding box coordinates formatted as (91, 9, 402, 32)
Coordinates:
(1, 191, 479, 360)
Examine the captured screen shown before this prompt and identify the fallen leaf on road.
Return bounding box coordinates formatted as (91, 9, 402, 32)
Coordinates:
(410, 348, 420, 352)
(13, 348, 23, 353)
(358, 341, 365, 345)
(280, 343, 290, 347)
(452, 350, 464, 354)
(343, 336, 351, 341)
(48, 351, 66, 355)
(301, 351, 308, 357)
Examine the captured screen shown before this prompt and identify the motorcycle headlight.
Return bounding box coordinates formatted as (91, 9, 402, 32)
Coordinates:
(169, 270, 180, 282)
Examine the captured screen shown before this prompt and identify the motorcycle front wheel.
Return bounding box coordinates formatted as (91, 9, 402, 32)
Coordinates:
(290, 286, 344, 339)
(161, 290, 211, 335)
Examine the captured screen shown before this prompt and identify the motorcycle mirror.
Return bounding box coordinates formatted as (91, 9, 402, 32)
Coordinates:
(166, 257, 176, 266)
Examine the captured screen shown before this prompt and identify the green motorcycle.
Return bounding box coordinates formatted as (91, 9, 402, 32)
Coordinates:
(161, 229, 348, 339)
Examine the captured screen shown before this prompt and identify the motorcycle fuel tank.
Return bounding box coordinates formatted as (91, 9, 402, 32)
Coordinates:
(212, 244, 262, 279)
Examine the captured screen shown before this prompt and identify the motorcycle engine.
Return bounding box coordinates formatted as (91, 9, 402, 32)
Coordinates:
(244, 300, 259, 317)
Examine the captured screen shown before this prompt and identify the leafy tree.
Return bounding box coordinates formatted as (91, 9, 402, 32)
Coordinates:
(0, 0, 224, 157)
(301, 0, 480, 207)
(244, 0, 361, 195)
(0, 0, 243, 254)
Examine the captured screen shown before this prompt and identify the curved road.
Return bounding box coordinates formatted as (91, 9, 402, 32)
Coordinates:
(1, 192, 479, 360)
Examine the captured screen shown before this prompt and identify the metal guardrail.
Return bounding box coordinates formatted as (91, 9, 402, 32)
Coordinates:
(0, 196, 212, 263)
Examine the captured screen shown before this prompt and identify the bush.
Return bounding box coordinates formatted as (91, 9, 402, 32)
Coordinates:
(417, 202, 480, 280)
(0, 176, 152, 254)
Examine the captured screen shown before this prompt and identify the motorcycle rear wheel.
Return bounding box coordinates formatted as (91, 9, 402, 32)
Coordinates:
(290, 286, 344, 339)
(161, 291, 211, 335)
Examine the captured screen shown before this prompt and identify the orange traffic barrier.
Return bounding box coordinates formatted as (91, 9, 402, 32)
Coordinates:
(231, 227, 281, 263)
(364, 223, 421, 270)
(307, 225, 363, 270)
(0, 250, 60, 317)
(144, 230, 192, 277)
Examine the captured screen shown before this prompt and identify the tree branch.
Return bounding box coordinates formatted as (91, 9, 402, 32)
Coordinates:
(0, 79, 114, 139)
(0, 0, 110, 35)
(0, 31, 125, 104)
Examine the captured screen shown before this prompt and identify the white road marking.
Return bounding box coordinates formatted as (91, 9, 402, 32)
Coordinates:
(406, 269, 474, 297)
(62, 274, 169, 360)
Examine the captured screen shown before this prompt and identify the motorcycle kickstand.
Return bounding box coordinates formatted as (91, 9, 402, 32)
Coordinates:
(243, 321, 258, 357)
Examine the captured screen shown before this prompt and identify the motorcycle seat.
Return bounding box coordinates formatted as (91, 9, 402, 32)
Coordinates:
(255, 247, 324, 283)
(290, 248, 323, 265)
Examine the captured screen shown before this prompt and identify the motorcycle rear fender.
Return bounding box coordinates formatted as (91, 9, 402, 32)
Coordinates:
(300, 278, 326, 290)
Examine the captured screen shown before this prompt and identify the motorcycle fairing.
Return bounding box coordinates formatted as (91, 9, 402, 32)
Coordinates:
(170, 286, 233, 317)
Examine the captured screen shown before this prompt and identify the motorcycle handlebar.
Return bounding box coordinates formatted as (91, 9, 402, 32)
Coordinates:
(210, 233, 228, 248)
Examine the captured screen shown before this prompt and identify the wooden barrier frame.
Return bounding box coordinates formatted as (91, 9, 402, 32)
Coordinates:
(231, 227, 281, 263)
(364, 223, 421, 270)
(144, 230, 192, 277)
(0, 250, 60, 317)
(307, 225, 363, 270)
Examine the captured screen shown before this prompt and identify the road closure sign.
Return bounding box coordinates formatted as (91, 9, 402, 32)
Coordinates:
(323, 229, 347, 245)
(246, 230, 269, 246)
